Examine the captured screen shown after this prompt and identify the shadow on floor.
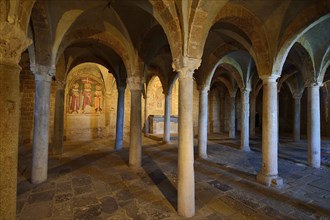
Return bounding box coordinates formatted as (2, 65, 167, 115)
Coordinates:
(142, 154, 177, 210)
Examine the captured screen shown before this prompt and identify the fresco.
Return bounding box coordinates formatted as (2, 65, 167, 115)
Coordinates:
(67, 77, 104, 114)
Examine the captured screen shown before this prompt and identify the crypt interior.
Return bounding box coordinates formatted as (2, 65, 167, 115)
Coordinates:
(0, 0, 330, 219)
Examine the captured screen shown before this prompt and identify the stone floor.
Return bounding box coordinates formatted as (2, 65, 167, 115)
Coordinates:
(16, 134, 330, 219)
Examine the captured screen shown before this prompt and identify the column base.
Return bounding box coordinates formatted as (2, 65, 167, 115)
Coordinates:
(240, 146, 250, 151)
(198, 154, 208, 159)
(257, 172, 283, 187)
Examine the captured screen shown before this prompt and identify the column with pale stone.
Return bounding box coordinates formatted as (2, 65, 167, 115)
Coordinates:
(0, 22, 31, 219)
(307, 83, 321, 168)
(240, 89, 250, 151)
(115, 86, 126, 150)
(52, 80, 65, 155)
(198, 85, 209, 158)
(144, 93, 149, 134)
(127, 77, 142, 167)
(31, 65, 54, 184)
(173, 57, 201, 218)
(293, 93, 302, 142)
(229, 93, 236, 138)
(163, 91, 171, 143)
(250, 93, 256, 137)
(257, 76, 282, 186)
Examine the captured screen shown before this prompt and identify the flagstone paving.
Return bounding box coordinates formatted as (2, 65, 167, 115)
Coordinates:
(16, 135, 330, 219)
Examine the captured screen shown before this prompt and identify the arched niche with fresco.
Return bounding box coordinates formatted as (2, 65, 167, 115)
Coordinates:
(65, 65, 106, 140)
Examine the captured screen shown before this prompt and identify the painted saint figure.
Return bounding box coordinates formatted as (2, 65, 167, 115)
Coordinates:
(94, 84, 103, 113)
(69, 82, 80, 113)
(82, 82, 92, 111)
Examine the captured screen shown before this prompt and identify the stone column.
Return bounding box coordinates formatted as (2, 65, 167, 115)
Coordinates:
(307, 83, 321, 168)
(229, 93, 236, 138)
(31, 65, 54, 184)
(144, 93, 149, 134)
(257, 76, 282, 186)
(0, 21, 31, 220)
(173, 57, 201, 218)
(163, 91, 171, 143)
(250, 93, 256, 137)
(240, 89, 250, 151)
(293, 94, 302, 142)
(198, 86, 209, 158)
(52, 81, 65, 155)
(115, 86, 126, 150)
(127, 77, 142, 167)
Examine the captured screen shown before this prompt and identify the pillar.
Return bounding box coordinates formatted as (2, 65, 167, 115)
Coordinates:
(31, 65, 54, 184)
(115, 86, 126, 150)
(198, 86, 209, 158)
(229, 93, 236, 138)
(173, 57, 201, 218)
(257, 76, 282, 186)
(0, 21, 31, 220)
(307, 83, 321, 168)
(52, 81, 65, 155)
(163, 91, 171, 143)
(144, 93, 149, 134)
(127, 77, 142, 167)
(250, 93, 256, 137)
(293, 94, 302, 142)
(240, 89, 250, 151)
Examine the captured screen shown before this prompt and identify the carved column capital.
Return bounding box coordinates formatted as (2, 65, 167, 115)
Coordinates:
(127, 76, 142, 91)
(55, 80, 66, 90)
(198, 85, 210, 93)
(117, 86, 126, 93)
(0, 22, 32, 65)
(31, 64, 55, 82)
(172, 56, 201, 79)
(260, 75, 279, 84)
(305, 79, 322, 88)
(241, 87, 251, 94)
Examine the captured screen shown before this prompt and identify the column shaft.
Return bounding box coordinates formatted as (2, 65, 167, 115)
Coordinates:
(307, 85, 321, 168)
(0, 64, 21, 219)
(250, 94, 256, 137)
(163, 93, 171, 142)
(293, 96, 301, 142)
(129, 89, 142, 167)
(31, 74, 52, 184)
(198, 88, 208, 158)
(240, 90, 250, 151)
(229, 96, 236, 138)
(115, 87, 125, 150)
(52, 84, 65, 155)
(177, 71, 195, 217)
(257, 76, 282, 186)
(144, 94, 149, 134)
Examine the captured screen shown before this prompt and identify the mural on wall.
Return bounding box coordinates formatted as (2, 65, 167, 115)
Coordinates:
(68, 77, 104, 114)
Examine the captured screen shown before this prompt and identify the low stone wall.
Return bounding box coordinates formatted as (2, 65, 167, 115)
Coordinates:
(148, 115, 178, 134)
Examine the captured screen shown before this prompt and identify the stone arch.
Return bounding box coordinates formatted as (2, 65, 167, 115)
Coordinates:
(186, 0, 227, 59)
(273, 12, 330, 77)
(292, 42, 315, 84)
(202, 43, 240, 87)
(149, 0, 182, 60)
(212, 76, 235, 96)
(30, 0, 52, 66)
(205, 56, 244, 91)
(56, 29, 134, 77)
(320, 49, 330, 82)
(214, 3, 271, 76)
(66, 56, 123, 89)
(147, 75, 166, 116)
(146, 71, 166, 94)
